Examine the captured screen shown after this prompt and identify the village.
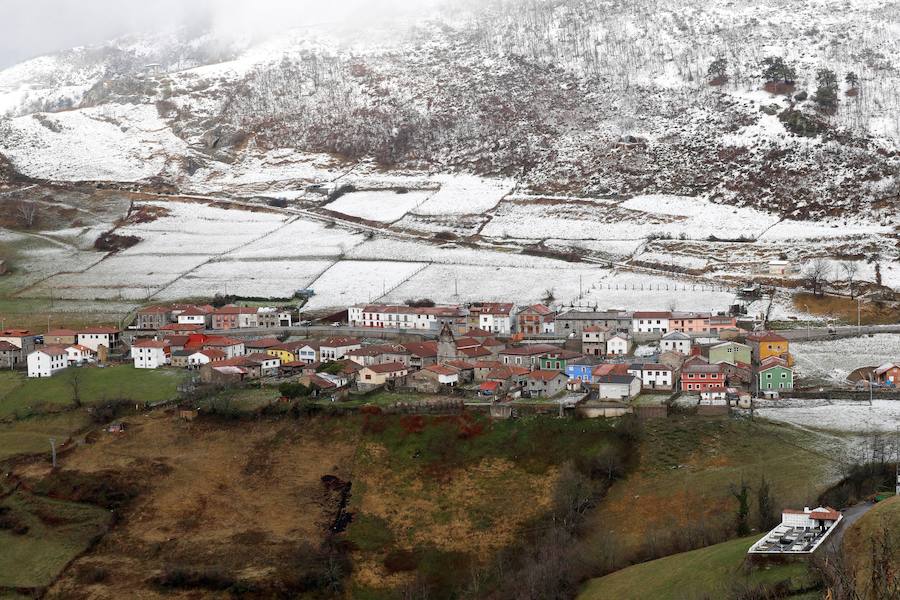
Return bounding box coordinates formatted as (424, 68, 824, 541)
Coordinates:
(7, 299, 899, 419)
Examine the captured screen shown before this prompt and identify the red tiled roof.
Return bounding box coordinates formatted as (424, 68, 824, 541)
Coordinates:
(501, 344, 561, 356)
(246, 352, 279, 362)
(633, 311, 672, 319)
(424, 364, 459, 376)
(0, 329, 32, 336)
(402, 341, 438, 358)
(0, 341, 19, 351)
(464, 328, 493, 338)
(460, 346, 491, 358)
(203, 336, 243, 347)
(521, 304, 553, 316)
(245, 337, 282, 349)
(45, 329, 77, 336)
(474, 360, 504, 369)
(593, 363, 629, 376)
(309, 374, 338, 389)
(809, 508, 840, 521)
(747, 331, 788, 343)
(197, 349, 226, 360)
(321, 337, 361, 347)
(527, 370, 566, 382)
(164, 335, 190, 347)
(137, 305, 171, 314)
(468, 302, 514, 315)
(446, 359, 475, 370)
(133, 339, 170, 349)
(480, 381, 502, 391)
(36, 344, 68, 356)
(79, 326, 120, 334)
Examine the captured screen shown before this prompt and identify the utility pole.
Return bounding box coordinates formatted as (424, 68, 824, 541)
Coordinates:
(857, 296, 862, 336)
(49, 438, 57, 468)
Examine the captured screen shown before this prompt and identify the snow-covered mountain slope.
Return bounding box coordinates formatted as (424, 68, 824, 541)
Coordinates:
(0, 0, 898, 221)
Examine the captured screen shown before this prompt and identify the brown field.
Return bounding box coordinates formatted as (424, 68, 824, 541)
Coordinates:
(794, 292, 900, 325)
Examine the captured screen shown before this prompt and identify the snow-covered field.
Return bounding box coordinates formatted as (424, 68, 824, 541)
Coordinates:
(756, 399, 900, 433)
(411, 174, 513, 215)
(324, 190, 432, 222)
(790, 334, 900, 383)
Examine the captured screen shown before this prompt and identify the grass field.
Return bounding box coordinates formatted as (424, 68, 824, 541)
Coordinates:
(0, 366, 185, 419)
(0, 411, 92, 461)
(842, 495, 900, 596)
(0, 489, 111, 590)
(580, 416, 839, 569)
(578, 535, 813, 600)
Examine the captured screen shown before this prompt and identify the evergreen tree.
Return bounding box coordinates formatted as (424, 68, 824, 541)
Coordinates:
(814, 69, 839, 110)
(756, 475, 777, 531)
(707, 57, 728, 81)
(731, 479, 751, 536)
(761, 56, 796, 83)
(845, 71, 860, 88)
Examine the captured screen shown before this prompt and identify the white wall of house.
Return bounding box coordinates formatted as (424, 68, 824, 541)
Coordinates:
(632, 317, 670, 333)
(628, 367, 673, 389)
(178, 314, 208, 326)
(320, 343, 361, 361)
(27, 351, 67, 378)
(479, 313, 514, 335)
(660, 337, 691, 354)
(296, 346, 318, 363)
(188, 352, 212, 366)
(133, 347, 168, 369)
(607, 336, 631, 355)
(65, 346, 94, 364)
(76, 333, 118, 352)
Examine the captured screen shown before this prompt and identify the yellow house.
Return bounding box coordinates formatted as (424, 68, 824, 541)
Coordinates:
(748, 332, 790, 364)
(267, 341, 319, 364)
(358, 362, 409, 386)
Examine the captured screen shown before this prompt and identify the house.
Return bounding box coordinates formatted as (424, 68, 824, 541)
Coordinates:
(446, 360, 476, 383)
(566, 356, 603, 382)
(256, 307, 293, 328)
(681, 363, 725, 392)
(135, 305, 171, 330)
(591, 363, 630, 382)
(188, 348, 226, 367)
(632, 311, 671, 334)
(555, 309, 631, 335)
(348, 304, 466, 331)
(211, 306, 258, 330)
(0, 341, 22, 369)
(163, 335, 190, 353)
(747, 332, 790, 364)
(65, 344, 96, 365)
(473, 360, 504, 381)
(77, 327, 121, 353)
(708, 315, 738, 334)
(658, 350, 687, 370)
(170, 350, 192, 368)
(582, 325, 611, 356)
(659, 331, 691, 355)
(479, 380, 504, 397)
(27, 346, 68, 378)
(0, 329, 37, 356)
(132, 339, 171, 369)
(499, 344, 562, 368)
(517, 304, 555, 335)
(320, 337, 362, 361)
(467, 302, 516, 335)
(484, 365, 530, 390)
(358, 362, 409, 387)
(539, 349, 584, 372)
(874, 362, 900, 387)
(766, 259, 795, 276)
(669, 312, 710, 334)
(627, 363, 675, 391)
(245, 352, 281, 376)
(403, 341, 439, 368)
(423, 364, 461, 386)
(595, 374, 642, 401)
(200, 364, 248, 385)
(524, 370, 568, 398)
(45, 328, 78, 346)
(700, 386, 727, 404)
(268, 341, 318, 364)
(159, 323, 205, 336)
(177, 305, 212, 327)
(202, 336, 245, 359)
(606, 333, 632, 356)
(346, 344, 410, 367)
(709, 341, 752, 366)
(757, 357, 793, 392)
(720, 362, 753, 386)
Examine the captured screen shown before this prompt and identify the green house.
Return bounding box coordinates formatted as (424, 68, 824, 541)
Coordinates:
(758, 364, 793, 391)
(709, 341, 751, 366)
(539, 350, 582, 372)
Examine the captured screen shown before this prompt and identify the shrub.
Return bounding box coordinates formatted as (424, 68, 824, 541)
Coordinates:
(384, 549, 419, 573)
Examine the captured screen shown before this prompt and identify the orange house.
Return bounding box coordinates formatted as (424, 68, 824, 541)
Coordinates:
(747, 332, 790, 364)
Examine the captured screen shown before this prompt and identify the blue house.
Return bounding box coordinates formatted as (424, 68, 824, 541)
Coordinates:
(566, 356, 603, 382)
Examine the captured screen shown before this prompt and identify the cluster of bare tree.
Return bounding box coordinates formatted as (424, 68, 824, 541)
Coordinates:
(803, 257, 874, 298)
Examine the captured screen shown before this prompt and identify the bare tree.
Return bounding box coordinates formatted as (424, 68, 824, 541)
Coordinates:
(841, 261, 860, 298)
(68, 369, 82, 408)
(803, 257, 832, 296)
(16, 200, 38, 228)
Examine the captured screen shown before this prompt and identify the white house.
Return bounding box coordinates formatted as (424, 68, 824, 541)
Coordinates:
(132, 339, 171, 369)
(631, 311, 671, 334)
(422, 364, 460, 386)
(246, 353, 281, 376)
(177, 306, 210, 327)
(187, 349, 225, 367)
(27, 346, 68, 378)
(76, 327, 121, 352)
(471, 303, 517, 335)
(627, 363, 675, 390)
(65, 344, 96, 365)
(595, 374, 641, 400)
(295, 343, 320, 364)
(660, 331, 691, 355)
(203, 337, 245, 359)
(319, 337, 362, 361)
(699, 386, 727, 404)
(606, 333, 632, 356)
(348, 304, 465, 331)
